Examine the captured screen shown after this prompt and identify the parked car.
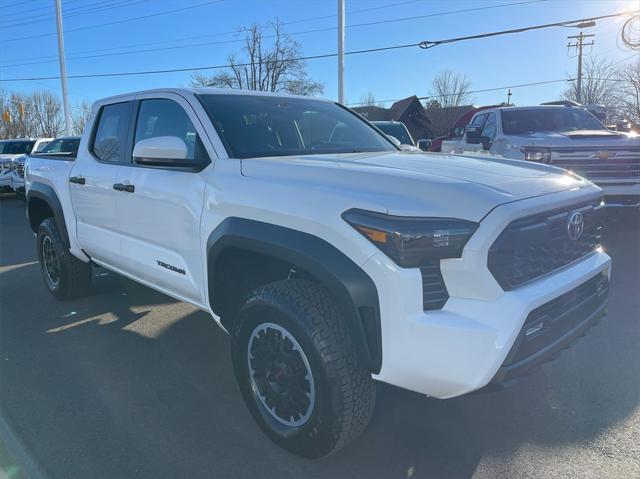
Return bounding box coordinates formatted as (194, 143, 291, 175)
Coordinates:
(26, 88, 610, 458)
(371, 120, 415, 146)
(432, 105, 500, 153)
(371, 120, 425, 151)
(0, 138, 52, 193)
(10, 136, 81, 194)
(458, 105, 640, 208)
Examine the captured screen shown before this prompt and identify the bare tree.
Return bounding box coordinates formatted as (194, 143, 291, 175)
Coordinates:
(426, 70, 474, 137)
(72, 100, 93, 136)
(430, 70, 472, 108)
(359, 91, 378, 107)
(563, 57, 618, 111)
(191, 20, 323, 96)
(3, 92, 34, 138)
(30, 90, 64, 137)
(612, 60, 640, 124)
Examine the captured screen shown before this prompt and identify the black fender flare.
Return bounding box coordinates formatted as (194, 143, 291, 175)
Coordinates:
(26, 182, 70, 248)
(207, 217, 382, 373)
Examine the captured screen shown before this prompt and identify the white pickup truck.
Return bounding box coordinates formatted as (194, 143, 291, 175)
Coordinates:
(26, 88, 611, 458)
(458, 105, 640, 208)
(0, 138, 52, 193)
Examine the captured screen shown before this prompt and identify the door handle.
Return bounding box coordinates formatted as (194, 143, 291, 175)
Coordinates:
(113, 183, 135, 193)
(69, 176, 85, 185)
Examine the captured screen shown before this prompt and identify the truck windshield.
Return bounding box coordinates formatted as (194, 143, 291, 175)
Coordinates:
(198, 94, 396, 159)
(373, 123, 414, 145)
(0, 141, 35, 155)
(501, 108, 605, 134)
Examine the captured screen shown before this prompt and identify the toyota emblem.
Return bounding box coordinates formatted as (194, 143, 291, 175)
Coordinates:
(567, 211, 584, 240)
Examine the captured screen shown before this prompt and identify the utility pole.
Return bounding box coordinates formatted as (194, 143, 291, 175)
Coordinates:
(507, 88, 512, 105)
(567, 30, 595, 104)
(337, 0, 345, 104)
(55, 0, 72, 135)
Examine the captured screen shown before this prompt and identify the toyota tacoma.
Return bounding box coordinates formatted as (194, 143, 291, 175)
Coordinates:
(25, 88, 611, 458)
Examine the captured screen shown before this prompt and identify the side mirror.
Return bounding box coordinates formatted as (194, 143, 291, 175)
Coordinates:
(417, 139, 431, 151)
(465, 126, 491, 149)
(133, 136, 201, 168)
(133, 136, 187, 160)
(386, 135, 401, 147)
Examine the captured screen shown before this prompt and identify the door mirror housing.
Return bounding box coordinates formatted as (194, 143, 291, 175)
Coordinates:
(417, 139, 432, 151)
(133, 136, 188, 161)
(133, 136, 206, 169)
(465, 126, 491, 149)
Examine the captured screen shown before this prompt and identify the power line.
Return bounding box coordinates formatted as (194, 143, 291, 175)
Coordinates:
(0, 42, 423, 82)
(418, 11, 634, 49)
(0, 0, 546, 66)
(2, 10, 634, 84)
(0, 0, 89, 19)
(0, 0, 151, 29)
(346, 79, 575, 106)
(2, 0, 225, 44)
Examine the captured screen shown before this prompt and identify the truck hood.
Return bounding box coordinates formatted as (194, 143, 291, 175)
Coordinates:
(0, 154, 26, 161)
(240, 151, 591, 221)
(515, 129, 639, 147)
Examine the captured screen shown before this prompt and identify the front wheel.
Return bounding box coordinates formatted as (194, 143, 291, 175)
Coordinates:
(231, 280, 375, 458)
(37, 217, 92, 300)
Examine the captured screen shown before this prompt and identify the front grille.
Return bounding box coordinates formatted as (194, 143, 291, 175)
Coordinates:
(421, 261, 449, 311)
(551, 147, 640, 179)
(488, 197, 603, 290)
(503, 272, 609, 367)
(15, 163, 24, 178)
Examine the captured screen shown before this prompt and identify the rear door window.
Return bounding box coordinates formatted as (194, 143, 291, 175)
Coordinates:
(92, 102, 132, 163)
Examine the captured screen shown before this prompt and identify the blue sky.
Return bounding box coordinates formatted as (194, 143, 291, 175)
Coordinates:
(1, 0, 638, 110)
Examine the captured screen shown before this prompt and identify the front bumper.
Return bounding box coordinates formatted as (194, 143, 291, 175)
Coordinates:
(364, 186, 612, 399)
(0, 171, 11, 190)
(486, 271, 608, 389)
(595, 180, 640, 208)
(9, 172, 24, 193)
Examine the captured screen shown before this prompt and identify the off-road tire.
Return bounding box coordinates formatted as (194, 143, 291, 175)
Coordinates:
(37, 217, 91, 300)
(231, 279, 375, 458)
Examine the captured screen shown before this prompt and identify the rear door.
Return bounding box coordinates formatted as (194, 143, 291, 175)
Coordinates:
(69, 100, 134, 264)
(111, 93, 214, 305)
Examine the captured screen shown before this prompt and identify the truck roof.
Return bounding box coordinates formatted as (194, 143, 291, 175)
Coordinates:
(480, 105, 580, 113)
(95, 87, 335, 109)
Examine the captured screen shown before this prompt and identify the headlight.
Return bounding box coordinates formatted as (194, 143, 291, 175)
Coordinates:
(342, 209, 478, 267)
(2, 161, 12, 170)
(521, 147, 551, 163)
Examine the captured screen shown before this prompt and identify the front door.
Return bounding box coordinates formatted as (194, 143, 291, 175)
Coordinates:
(111, 94, 214, 306)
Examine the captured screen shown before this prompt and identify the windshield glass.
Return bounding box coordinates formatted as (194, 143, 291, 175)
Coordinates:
(373, 123, 414, 145)
(0, 141, 35, 155)
(39, 138, 81, 156)
(501, 108, 605, 134)
(198, 94, 395, 158)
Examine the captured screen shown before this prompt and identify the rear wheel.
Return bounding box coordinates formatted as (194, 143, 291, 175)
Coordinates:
(37, 217, 91, 300)
(231, 279, 375, 458)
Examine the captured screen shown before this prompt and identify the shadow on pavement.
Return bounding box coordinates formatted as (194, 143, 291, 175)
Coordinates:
(0, 197, 638, 478)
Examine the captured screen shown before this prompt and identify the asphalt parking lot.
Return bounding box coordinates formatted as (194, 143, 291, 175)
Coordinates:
(0, 195, 638, 479)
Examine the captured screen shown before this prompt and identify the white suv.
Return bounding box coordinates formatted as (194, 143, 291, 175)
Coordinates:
(457, 105, 640, 208)
(25, 89, 611, 457)
(0, 138, 51, 193)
